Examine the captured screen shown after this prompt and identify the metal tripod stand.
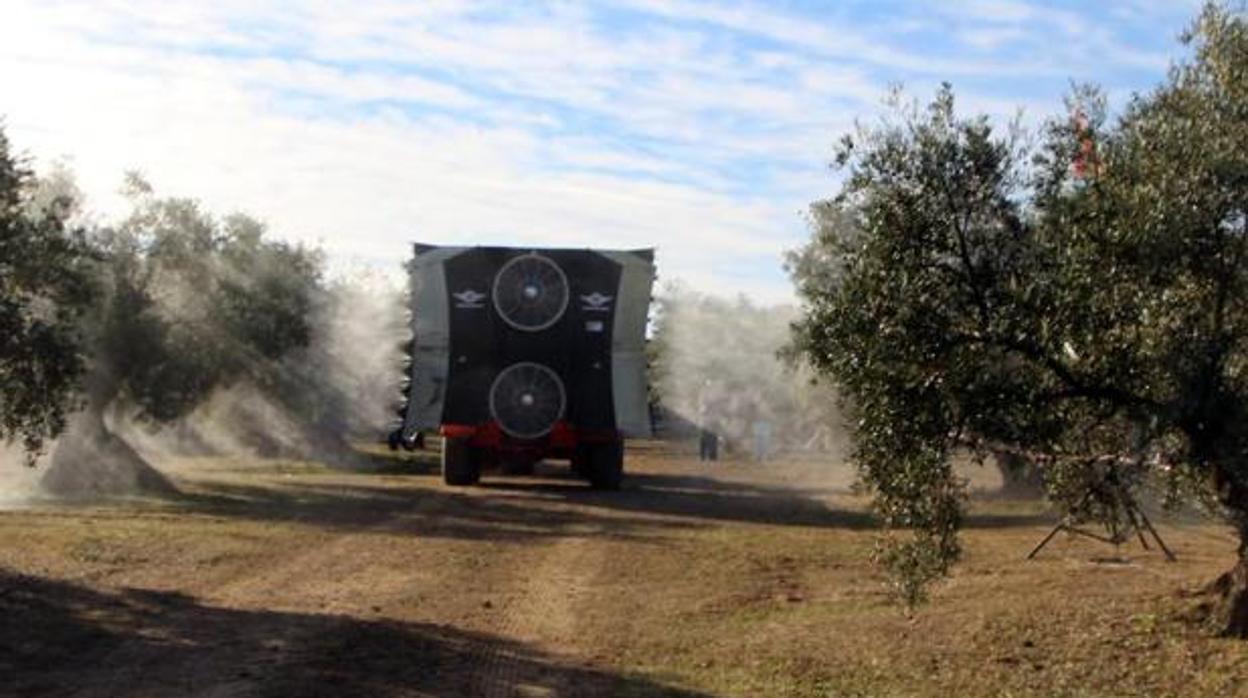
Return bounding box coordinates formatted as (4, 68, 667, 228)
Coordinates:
(1027, 464, 1175, 561)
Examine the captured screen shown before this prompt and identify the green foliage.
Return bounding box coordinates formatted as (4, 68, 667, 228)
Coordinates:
(0, 129, 92, 458)
(84, 174, 323, 423)
(0, 135, 330, 467)
(791, 4, 1248, 606)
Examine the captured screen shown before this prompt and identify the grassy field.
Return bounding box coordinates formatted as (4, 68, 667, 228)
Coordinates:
(1, 441, 1246, 697)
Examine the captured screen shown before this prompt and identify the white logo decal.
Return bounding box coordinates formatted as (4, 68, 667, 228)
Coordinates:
(453, 289, 486, 309)
(580, 292, 613, 312)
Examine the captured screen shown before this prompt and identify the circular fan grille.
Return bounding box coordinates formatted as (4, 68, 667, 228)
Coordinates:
(492, 253, 569, 331)
(489, 362, 566, 439)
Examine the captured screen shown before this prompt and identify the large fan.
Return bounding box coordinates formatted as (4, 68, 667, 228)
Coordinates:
(492, 252, 569, 331)
(489, 362, 566, 439)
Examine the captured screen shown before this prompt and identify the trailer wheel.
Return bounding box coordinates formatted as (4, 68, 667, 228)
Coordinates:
(587, 440, 624, 490)
(442, 437, 481, 486)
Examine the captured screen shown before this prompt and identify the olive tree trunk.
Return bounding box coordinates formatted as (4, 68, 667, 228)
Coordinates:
(1205, 464, 1248, 638)
(1205, 540, 1248, 638)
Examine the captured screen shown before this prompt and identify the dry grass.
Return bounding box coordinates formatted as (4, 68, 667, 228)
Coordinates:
(1, 443, 1246, 696)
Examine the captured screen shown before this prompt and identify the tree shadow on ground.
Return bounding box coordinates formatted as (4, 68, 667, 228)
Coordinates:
(167, 444, 1048, 540)
(338, 447, 442, 476)
(173, 478, 702, 545)
(480, 469, 876, 529)
(0, 569, 710, 698)
(478, 466, 1051, 531)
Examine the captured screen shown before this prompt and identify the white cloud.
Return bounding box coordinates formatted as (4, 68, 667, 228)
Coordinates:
(0, 0, 1191, 303)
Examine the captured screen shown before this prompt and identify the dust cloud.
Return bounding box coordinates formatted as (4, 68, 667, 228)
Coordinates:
(651, 283, 847, 465)
(0, 446, 48, 506)
(33, 268, 407, 498)
(137, 270, 407, 467)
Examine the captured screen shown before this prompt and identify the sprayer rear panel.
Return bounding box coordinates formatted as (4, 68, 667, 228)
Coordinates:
(397, 245, 653, 442)
(441, 248, 620, 430)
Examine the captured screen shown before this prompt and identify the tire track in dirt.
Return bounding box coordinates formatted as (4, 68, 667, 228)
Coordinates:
(52, 471, 622, 697)
(469, 525, 609, 698)
(193, 485, 470, 695)
(64, 479, 457, 698)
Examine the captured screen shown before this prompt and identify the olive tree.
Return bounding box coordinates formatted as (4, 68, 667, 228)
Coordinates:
(790, 5, 1248, 635)
(0, 129, 92, 462)
(41, 174, 323, 494)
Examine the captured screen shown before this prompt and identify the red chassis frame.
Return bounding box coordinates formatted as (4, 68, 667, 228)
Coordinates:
(439, 420, 620, 465)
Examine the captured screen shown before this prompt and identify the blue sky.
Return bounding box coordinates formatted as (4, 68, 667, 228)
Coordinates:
(0, 0, 1204, 301)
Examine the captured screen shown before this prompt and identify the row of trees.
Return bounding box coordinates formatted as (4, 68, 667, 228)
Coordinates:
(0, 131, 393, 494)
(646, 285, 842, 455)
(788, 4, 1248, 635)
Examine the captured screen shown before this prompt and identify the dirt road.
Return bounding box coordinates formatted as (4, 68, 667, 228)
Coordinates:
(2, 443, 1246, 697)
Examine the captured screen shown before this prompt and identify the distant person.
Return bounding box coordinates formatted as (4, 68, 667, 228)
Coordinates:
(697, 382, 719, 462)
(752, 419, 771, 462)
(699, 426, 719, 461)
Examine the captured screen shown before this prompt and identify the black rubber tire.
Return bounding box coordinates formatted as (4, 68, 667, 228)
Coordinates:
(587, 440, 624, 490)
(442, 437, 481, 486)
